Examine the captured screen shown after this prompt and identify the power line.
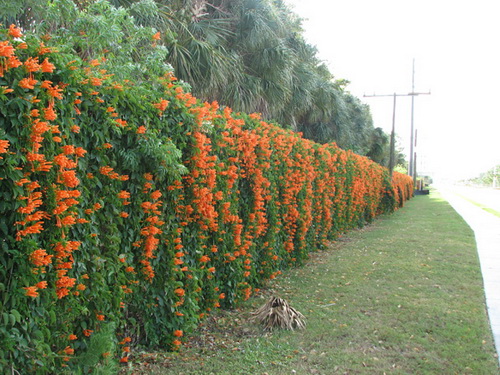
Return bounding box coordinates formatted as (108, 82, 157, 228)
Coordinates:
(363, 60, 430, 180)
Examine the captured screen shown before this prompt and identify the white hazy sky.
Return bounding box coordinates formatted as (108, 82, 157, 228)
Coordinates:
(285, 0, 500, 181)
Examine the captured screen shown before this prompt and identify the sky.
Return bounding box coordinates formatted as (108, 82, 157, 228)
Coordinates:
(284, 0, 500, 181)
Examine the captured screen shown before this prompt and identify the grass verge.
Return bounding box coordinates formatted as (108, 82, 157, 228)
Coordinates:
(122, 190, 499, 374)
(455, 192, 500, 218)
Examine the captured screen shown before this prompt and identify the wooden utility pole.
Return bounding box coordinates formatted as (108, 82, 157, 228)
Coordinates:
(364, 60, 430, 179)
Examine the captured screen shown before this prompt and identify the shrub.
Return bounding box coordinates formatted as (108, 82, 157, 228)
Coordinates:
(0, 24, 412, 373)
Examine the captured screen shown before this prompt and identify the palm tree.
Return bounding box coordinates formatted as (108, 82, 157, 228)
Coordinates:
(3, 0, 383, 160)
(112, 0, 237, 101)
(366, 127, 389, 165)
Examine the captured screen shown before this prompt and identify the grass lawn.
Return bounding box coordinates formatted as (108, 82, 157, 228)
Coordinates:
(122, 190, 500, 374)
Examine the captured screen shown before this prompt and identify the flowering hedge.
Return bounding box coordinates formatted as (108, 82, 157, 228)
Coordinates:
(0, 26, 413, 373)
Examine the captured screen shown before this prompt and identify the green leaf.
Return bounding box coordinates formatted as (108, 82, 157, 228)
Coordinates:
(10, 309, 21, 324)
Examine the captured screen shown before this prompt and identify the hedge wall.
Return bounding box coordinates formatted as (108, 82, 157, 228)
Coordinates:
(0, 26, 413, 373)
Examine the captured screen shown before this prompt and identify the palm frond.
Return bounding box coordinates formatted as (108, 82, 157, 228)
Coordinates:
(251, 296, 305, 331)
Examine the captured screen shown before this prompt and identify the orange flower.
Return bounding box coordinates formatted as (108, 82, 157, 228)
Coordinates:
(199, 255, 210, 263)
(119, 337, 132, 345)
(91, 77, 102, 86)
(99, 166, 113, 176)
(153, 99, 169, 112)
(152, 32, 161, 40)
(117, 190, 130, 199)
(75, 147, 87, 157)
(40, 80, 52, 89)
(173, 330, 183, 337)
(29, 249, 53, 266)
(174, 288, 185, 297)
(61, 170, 80, 188)
(61, 145, 75, 155)
(83, 329, 93, 337)
(96, 314, 105, 321)
(38, 41, 54, 54)
(56, 276, 76, 290)
(0, 139, 9, 159)
(40, 58, 55, 73)
(8, 24, 23, 38)
(0, 41, 14, 57)
(18, 77, 38, 89)
(150, 190, 162, 200)
(63, 346, 74, 355)
(24, 57, 40, 72)
(35, 281, 48, 289)
(23, 286, 38, 297)
(136, 126, 146, 134)
(44, 105, 57, 121)
(16, 221, 44, 239)
(68, 334, 78, 340)
(47, 85, 63, 99)
(120, 212, 129, 218)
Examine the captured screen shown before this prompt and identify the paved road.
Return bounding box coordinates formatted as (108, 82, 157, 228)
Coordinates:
(439, 186, 500, 365)
(450, 185, 500, 214)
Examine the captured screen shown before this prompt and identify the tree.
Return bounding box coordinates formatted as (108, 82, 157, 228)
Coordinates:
(366, 127, 389, 165)
(2, 0, 385, 163)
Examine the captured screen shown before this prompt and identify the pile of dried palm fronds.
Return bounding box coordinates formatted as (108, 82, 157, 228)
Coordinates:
(251, 296, 305, 330)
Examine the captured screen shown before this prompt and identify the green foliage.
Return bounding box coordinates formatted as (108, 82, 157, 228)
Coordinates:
(466, 165, 500, 187)
(0, 15, 412, 375)
(75, 322, 119, 374)
(2, 0, 392, 157)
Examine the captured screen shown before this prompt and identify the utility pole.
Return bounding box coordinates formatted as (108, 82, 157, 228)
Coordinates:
(409, 58, 418, 181)
(363, 92, 401, 177)
(364, 90, 429, 177)
(364, 60, 430, 181)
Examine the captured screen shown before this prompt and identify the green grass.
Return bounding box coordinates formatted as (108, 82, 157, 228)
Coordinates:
(122, 191, 500, 374)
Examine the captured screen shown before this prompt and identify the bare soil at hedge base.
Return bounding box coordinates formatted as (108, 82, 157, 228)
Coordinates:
(122, 191, 500, 375)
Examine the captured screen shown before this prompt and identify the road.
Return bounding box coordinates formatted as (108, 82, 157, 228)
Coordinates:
(448, 185, 500, 214)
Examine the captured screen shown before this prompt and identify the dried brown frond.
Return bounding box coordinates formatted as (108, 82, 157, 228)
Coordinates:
(251, 296, 305, 331)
